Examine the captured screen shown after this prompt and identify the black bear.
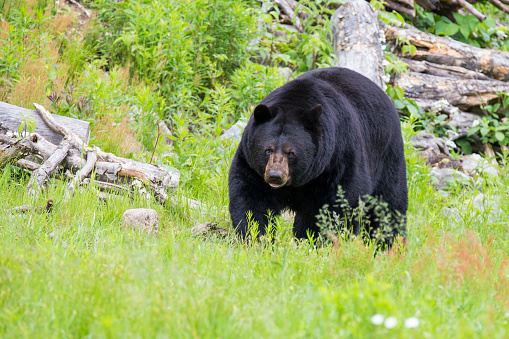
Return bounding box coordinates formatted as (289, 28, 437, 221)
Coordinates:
(228, 67, 408, 246)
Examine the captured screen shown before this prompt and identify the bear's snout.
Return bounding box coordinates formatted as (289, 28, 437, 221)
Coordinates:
(264, 153, 289, 188)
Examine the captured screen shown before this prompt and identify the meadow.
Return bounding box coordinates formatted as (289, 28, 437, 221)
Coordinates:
(1, 0, 509, 337)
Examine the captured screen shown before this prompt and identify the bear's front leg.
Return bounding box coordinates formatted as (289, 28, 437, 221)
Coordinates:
(229, 159, 283, 239)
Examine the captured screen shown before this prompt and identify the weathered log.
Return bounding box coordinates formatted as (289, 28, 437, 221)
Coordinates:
(0, 101, 90, 145)
(384, 24, 509, 81)
(27, 139, 72, 196)
(402, 58, 492, 80)
(16, 158, 40, 171)
(274, 0, 303, 32)
(33, 103, 87, 152)
(332, 0, 385, 88)
(67, 150, 97, 193)
(385, 0, 416, 17)
(0, 137, 34, 168)
(393, 71, 509, 110)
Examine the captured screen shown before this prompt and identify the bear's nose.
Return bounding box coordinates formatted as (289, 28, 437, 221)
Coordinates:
(268, 170, 283, 182)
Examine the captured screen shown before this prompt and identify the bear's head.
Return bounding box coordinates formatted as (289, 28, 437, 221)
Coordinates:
(248, 103, 323, 188)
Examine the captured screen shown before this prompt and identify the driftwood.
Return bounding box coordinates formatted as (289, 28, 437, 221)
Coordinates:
(331, 0, 386, 88)
(0, 101, 90, 145)
(0, 102, 180, 204)
(384, 24, 509, 81)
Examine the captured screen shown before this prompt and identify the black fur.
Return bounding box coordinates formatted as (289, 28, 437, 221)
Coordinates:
(228, 67, 408, 244)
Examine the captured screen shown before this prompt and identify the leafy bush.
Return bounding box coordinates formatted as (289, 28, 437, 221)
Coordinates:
(87, 0, 258, 116)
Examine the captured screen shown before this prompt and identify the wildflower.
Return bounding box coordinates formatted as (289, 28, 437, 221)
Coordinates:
(404, 317, 420, 328)
(384, 316, 398, 329)
(371, 314, 384, 325)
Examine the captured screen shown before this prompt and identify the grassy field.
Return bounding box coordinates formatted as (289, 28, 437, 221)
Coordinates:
(2, 128, 509, 338)
(1, 0, 509, 338)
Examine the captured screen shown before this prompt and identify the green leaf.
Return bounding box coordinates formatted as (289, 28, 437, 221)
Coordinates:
(435, 21, 460, 36)
(393, 100, 405, 109)
(459, 25, 471, 40)
(455, 138, 472, 154)
(406, 103, 419, 116)
(480, 127, 490, 136)
(468, 126, 479, 136)
(495, 131, 505, 142)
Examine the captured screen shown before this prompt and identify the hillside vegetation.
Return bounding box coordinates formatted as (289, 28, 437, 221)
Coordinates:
(1, 0, 509, 337)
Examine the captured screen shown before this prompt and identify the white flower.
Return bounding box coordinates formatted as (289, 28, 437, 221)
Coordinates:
(371, 314, 384, 325)
(384, 316, 398, 329)
(472, 119, 480, 127)
(404, 317, 420, 328)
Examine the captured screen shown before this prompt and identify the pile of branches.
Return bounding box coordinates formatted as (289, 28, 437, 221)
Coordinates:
(0, 103, 180, 204)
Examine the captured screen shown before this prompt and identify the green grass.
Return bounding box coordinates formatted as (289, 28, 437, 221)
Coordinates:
(2, 1, 509, 337)
(1, 149, 509, 338)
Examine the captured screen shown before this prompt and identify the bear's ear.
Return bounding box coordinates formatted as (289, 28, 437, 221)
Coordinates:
(253, 104, 273, 124)
(301, 104, 322, 128)
(310, 104, 323, 121)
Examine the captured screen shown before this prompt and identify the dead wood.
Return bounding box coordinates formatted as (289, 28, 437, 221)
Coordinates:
(27, 139, 72, 196)
(402, 58, 493, 80)
(274, 0, 303, 32)
(393, 71, 509, 110)
(33, 103, 86, 152)
(384, 24, 509, 81)
(385, 0, 416, 17)
(331, 0, 385, 88)
(1, 103, 180, 204)
(0, 101, 90, 145)
(9, 199, 53, 214)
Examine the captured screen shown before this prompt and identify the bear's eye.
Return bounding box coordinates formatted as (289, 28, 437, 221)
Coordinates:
(287, 151, 295, 158)
(265, 149, 273, 155)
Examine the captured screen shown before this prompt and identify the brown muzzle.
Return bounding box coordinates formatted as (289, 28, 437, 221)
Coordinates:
(264, 153, 290, 188)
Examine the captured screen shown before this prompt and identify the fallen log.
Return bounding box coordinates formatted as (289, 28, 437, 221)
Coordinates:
(393, 71, 509, 110)
(0, 101, 90, 145)
(384, 23, 509, 81)
(27, 138, 72, 196)
(402, 58, 493, 80)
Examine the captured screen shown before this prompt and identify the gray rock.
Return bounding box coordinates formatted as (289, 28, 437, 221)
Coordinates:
(278, 67, 293, 81)
(122, 208, 159, 235)
(412, 131, 450, 157)
(430, 168, 470, 190)
(220, 120, 247, 142)
(448, 111, 480, 134)
(442, 193, 503, 223)
(462, 153, 498, 176)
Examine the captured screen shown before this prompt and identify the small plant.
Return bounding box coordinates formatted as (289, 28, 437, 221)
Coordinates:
(47, 84, 92, 121)
(317, 185, 407, 250)
(386, 85, 421, 117)
(467, 94, 509, 147)
(17, 111, 36, 138)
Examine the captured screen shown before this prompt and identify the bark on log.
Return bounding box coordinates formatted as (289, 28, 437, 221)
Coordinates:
(332, 0, 385, 88)
(393, 71, 509, 110)
(33, 103, 87, 151)
(274, 0, 303, 32)
(27, 139, 72, 196)
(384, 24, 509, 81)
(402, 58, 493, 80)
(385, 0, 416, 17)
(0, 101, 90, 145)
